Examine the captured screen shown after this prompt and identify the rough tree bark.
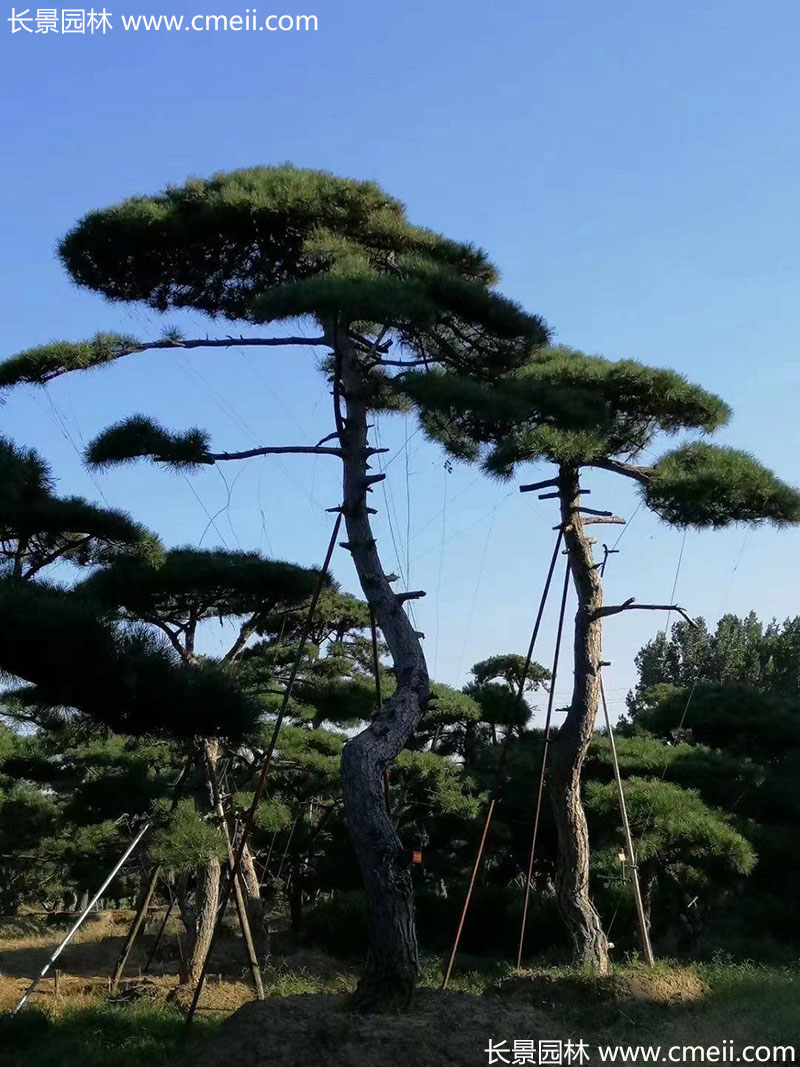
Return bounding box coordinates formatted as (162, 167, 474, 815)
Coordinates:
(334, 331, 430, 1011)
(177, 742, 224, 988)
(178, 856, 221, 987)
(239, 843, 269, 958)
(548, 467, 610, 973)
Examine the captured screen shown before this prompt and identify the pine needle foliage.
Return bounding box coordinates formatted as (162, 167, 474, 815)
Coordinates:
(86, 415, 211, 471)
(586, 777, 757, 877)
(149, 797, 226, 871)
(402, 346, 800, 530)
(0, 166, 551, 399)
(636, 683, 800, 757)
(644, 443, 800, 528)
(0, 333, 139, 387)
(252, 259, 547, 376)
(80, 547, 326, 624)
(0, 436, 162, 576)
(0, 578, 259, 738)
(57, 165, 499, 318)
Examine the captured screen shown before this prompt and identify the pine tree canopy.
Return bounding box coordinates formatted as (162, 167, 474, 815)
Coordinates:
(643, 443, 800, 527)
(401, 346, 800, 529)
(0, 165, 550, 395)
(0, 578, 259, 738)
(469, 653, 550, 692)
(586, 777, 756, 880)
(78, 547, 326, 625)
(0, 436, 162, 576)
(58, 166, 499, 314)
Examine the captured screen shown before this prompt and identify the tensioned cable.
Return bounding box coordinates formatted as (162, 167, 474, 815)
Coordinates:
(409, 490, 516, 567)
(433, 465, 448, 679)
(441, 528, 565, 989)
(454, 487, 506, 686)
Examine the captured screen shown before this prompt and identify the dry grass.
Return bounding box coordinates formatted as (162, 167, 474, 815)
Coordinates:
(0, 908, 353, 1017)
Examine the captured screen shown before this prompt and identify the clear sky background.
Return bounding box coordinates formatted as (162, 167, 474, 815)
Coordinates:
(2, 0, 800, 722)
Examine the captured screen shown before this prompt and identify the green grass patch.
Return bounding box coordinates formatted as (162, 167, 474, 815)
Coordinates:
(0, 1002, 218, 1067)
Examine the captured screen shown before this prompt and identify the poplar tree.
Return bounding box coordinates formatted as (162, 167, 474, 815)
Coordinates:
(0, 165, 549, 1008)
(401, 343, 800, 971)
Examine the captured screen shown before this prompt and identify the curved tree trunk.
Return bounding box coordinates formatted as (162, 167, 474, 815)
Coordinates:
(335, 332, 430, 1011)
(548, 467, 610, 973)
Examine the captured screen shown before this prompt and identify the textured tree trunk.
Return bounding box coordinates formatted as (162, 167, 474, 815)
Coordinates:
(240, 843, 269, 958)
(178, 857, 221, 987)
(548, 467, 610, 973)
(335, 332, 430, 1011)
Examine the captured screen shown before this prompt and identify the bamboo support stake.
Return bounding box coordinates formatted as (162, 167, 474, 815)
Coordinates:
(599, 674, 655, 966)
(14, 822, 151, 1014)
(204, 743, 265, 999)
(442, 529, 564, 989)
(185, 510, 342, 1029)
(516, 557, 572, 970)
(109, 759, 192, 991)
(110, 865, 161, 993)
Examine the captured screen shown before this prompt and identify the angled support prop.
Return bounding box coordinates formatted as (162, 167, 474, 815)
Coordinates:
(442, 527, 565, 990)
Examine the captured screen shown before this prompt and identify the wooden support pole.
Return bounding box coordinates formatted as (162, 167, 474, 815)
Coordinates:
(110, 864, 161, 992)
(185, 510, 342, 1029)
(442, 529, 565, 989)
(109, 759, 192, 992)
(516, 556, 572, 969)
(598, 674, 655, 967)
(204, 743, 265, 1000)
(143, 893, 175, 974)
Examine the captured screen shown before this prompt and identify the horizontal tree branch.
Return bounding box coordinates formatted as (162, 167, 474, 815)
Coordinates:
(207, 445, 343, 461)
(137, 335, 328, 354)
(593, 598, 699, 628)
(587, 458, 652, 485)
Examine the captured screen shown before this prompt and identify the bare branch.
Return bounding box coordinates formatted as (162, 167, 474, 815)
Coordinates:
(587, 458, 652, 485)
(208, 445, 343, 462)
(594, 598, 699, 629)
(140, 335, 327, 354)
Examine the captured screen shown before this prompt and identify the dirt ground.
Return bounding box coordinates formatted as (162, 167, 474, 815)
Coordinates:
(3, 911, 798, 1067)
(194, 990, 556, 1067)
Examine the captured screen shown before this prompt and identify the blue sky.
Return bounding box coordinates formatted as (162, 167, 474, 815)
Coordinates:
(2, 0, 800, 719)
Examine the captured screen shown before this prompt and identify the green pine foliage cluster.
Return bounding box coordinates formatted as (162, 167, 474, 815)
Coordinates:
(86, 416, 213, 471)
(401, 347, 800, 528)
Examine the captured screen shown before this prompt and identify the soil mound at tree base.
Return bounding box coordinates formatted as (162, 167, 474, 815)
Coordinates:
(193, 990, 554, 1067)
(490, 966, 707, 1009)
